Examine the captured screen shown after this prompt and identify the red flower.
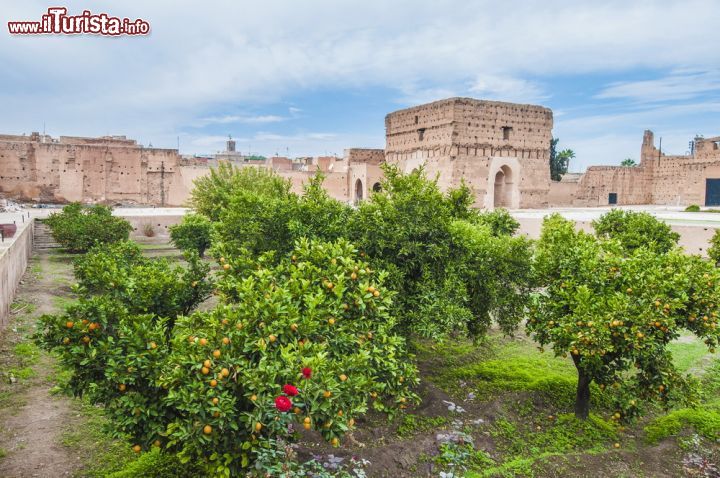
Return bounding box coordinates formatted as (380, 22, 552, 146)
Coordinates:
(283, 384, 299, 396)
(302, 367, 312, 379)
(275, 395, 292, 412)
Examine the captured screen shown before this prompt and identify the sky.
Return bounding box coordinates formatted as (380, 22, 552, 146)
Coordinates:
(2, 0, 720, 172)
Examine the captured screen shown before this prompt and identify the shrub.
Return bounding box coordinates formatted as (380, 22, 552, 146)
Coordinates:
(644, 406, 720, 443)
(685, 204, 701, 212)
(529, 214, 720, 419)
(45, 203, 132, 253)
(347, 165, 533, 338)
(189, 162, 291, 221)
(162, 239, 418, 474)
(708, 229, 720, 266)
(73, 241, 213, 319)
(592, 209, 679, 254)
(169, 213, 212, 257)
(212, 172, 351, 263)
(473, 208, 520, 236)
(38, 238, 416, 476)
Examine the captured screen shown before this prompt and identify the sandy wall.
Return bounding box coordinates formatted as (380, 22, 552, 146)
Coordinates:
(0, 220, 33, 328)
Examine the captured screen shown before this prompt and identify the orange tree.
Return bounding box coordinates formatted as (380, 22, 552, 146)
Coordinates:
(161, 238, 418, 475)
(45, 203, 133, 253)
(36, 241, 213, 446)
(528, 214, 720, 419)
(38, 238, 416, 475)
(347, 165, 533, 338)
(592, 209, 679, 254)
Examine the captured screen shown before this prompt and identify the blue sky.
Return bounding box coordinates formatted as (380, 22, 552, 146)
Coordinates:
(2, 0, 720, 172)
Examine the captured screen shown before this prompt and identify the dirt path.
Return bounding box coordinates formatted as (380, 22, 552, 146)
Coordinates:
(0, 251, 82, 478)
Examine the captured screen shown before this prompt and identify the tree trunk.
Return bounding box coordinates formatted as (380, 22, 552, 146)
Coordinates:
(572, 355, 591, 419)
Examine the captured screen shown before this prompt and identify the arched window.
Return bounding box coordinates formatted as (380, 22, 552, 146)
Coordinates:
(372, 182, 381, 193)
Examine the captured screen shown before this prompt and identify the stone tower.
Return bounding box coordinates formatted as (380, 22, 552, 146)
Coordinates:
(384, 97, 553, 209)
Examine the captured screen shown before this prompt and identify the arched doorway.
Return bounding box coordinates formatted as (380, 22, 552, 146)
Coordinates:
(493, 165, 513, 208)
(355, 179, 364, 204)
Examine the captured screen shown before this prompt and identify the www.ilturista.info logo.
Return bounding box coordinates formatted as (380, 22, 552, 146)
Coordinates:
(8, 7, 150, 36)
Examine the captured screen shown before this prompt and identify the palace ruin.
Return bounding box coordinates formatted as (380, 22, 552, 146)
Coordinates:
(1, 98, 717, 209)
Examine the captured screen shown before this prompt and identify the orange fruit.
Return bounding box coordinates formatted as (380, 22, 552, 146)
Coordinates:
(153, 440, 161, 447)
(213, 349, 221, 359)
(223, 264, 230, 271)
(348, 418, 355, 427)
(203, 425, 212, 435)
(236, 322, 244, 330)
(323, 390, 332, 398)
(250, 394, 257, 401)
(339, 374, 347, 382)
(337, 410, 343, 417)
(326, 282, 334, 289)
(221, 319, 229, 326)
(213, 411, 220, 418)
(222, 337, 230, 345)
(82, 336, 90, 344)
(291, 255, 297, 261)
(303, 417, 311, 424)
(373, 290, 380, 297)
(613, 443, 620, 449)
(658, 385, 665, 392)
(268, 335, 277, 343)
(201, 367, 210, 375)
(370, 392, 377, 399)
(212, 397, 219, 405)
(191, 281, 198, 287)
(331, 437, 339, 447)
(203, 359, 212, 368)
(119, 383, 126, 392)
(149, 342, 157, 349)
(351, 272, 357, 280)
(199, 338, 208, 346)
(210, 379, 218, 387)
(132, 444, 141, 453)
(255, 422, 262, 432)
(328, 318, 335, 326)
(66, 321, 74, 329)
(220, 257, 225, 263)
(290, 324, 298, 332)
(62, 337, 70, 345)
(221, 368, 230, 378)
(303, 422, 311, 430)
(293, 407, 301, 414)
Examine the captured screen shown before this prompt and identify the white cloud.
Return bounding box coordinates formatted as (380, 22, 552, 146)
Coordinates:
(2, 0, 720, 159)
(198, 114, 286, 125)
(596, 71, 720, 103)
(469, 74, 548, 104)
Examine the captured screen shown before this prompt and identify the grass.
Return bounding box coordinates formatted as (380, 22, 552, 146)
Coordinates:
(52, 296, 77, 310)
(396, 413, 450, 438)
(668, 334, 712, 373)
(59, 400, 137, 477)
(418, 334, 580, 406)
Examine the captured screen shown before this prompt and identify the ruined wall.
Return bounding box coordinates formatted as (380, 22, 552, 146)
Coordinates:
(0, 135, 185, 206)
(384, 98, 553, 209)
(573, 166, 650, 206)
(574, 131, 720, 207)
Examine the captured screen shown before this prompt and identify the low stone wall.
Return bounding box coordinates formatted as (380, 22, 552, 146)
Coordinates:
(0, 220, 33, 328)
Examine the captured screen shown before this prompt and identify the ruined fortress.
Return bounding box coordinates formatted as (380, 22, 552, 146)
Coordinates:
(1, 97, 717, 209)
